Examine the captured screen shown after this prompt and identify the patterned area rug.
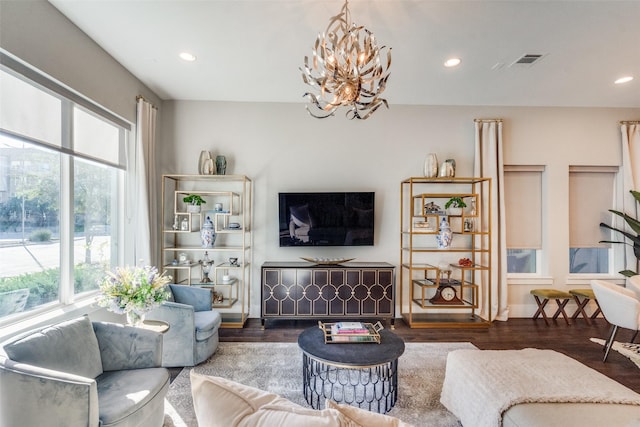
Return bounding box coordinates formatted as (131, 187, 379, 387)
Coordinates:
(163, 341, 476, 427)
(590, 338, 640, 368)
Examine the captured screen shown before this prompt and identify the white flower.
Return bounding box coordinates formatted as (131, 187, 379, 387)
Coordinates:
(97, 265, 171, 315)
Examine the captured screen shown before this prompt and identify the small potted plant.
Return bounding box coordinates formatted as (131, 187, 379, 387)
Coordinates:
(183, 194, 207, 213)
(444, 197, 467, 216)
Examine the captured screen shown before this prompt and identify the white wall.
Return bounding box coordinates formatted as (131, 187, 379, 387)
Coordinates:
(160, 101, 640, 318)
(0, 0, 161, 124)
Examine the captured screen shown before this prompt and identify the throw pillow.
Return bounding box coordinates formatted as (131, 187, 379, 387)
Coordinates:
(3, 315, 103, 379)
(326, 400, 414, 427)
(191, 372, 349, 427)
(170, 284, 211, 312)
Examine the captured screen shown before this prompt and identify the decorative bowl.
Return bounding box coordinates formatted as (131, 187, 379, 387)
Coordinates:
(300, 257, 355, 265)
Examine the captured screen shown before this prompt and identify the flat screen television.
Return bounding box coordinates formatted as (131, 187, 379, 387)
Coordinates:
(279, 192, 375, 246)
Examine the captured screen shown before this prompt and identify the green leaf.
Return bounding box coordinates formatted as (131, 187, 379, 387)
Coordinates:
(608, 209, 640, 234)
(600, 222, 640, 245)
(619, 269, 638, 277)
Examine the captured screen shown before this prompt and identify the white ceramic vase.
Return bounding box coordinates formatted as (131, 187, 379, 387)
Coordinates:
(424, 153, 439, 177)
(198, 150, 214, 175)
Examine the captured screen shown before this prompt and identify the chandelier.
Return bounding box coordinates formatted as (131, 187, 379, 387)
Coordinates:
(301, 0, 392, 120)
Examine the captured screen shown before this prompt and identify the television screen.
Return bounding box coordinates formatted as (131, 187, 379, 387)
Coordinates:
(279, 192, 375, 246)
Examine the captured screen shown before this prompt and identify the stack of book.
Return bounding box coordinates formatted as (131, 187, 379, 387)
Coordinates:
(329, 322, 372, 342)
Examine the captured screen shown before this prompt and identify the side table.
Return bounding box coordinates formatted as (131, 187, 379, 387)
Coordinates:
(139, 319, 170, 334)
(297, 325, 405, 414)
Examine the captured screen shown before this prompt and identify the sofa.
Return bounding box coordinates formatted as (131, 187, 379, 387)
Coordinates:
(146, 284, 222, 367)
(190, 371, 412, 427)
(0, 315, 169, 427)
(440, 348, 640, 427)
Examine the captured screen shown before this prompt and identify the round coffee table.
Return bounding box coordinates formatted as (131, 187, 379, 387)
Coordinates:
(297, 325, 405, 414)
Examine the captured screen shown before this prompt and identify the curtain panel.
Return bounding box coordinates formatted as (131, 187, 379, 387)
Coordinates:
(133, 97, 158, 266)
(621, 122, 640, 274)
(474, 119, 509, 321)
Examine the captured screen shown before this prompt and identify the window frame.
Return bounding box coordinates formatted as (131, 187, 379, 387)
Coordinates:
(504, 165, 546, 279)
(0, 52, 130, 330)
(567, 165, 620, 279)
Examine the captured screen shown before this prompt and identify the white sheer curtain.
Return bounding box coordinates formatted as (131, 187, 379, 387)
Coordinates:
(621, 122, 640, 274)
(474, 119, 509, 321)
(133, 97, 157, 266)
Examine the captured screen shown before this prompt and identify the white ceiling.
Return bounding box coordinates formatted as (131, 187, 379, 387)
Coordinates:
(48, 0, 640, 108)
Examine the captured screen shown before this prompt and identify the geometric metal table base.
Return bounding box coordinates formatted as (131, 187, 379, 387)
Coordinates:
(302, 353, 399, 414)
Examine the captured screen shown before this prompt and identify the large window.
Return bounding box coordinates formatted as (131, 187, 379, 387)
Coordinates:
(505, 166, 544, 274)
(568, 166, 617, 274)
(0, 61, 128, 321)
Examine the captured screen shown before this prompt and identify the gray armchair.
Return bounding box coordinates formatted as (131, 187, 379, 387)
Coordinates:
(0, 315, 169, 427)
(146, 284, 222, 367)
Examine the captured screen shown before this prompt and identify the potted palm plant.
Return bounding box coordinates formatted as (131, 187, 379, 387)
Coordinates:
(183, 194, 207, 213)
(444, 197, 467, 216)
(599, 190, 640, 277)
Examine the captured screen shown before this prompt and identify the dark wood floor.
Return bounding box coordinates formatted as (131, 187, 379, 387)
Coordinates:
(219, 317, 640, 393)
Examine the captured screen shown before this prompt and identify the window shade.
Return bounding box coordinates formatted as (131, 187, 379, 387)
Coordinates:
(504, 166, 543, 249)
(569, 166, 617, 248)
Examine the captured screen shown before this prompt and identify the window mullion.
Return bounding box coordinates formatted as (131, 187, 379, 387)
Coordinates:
(59, 101, 74, 304)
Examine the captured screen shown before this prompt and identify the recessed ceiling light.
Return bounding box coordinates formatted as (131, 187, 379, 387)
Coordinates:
(179, 52, 197, 62)
(444, 58, 461, 68)
(614, 76, 633, 84)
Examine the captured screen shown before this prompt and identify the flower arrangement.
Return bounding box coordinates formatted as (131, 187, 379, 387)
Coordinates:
(98, 265, 171, 324)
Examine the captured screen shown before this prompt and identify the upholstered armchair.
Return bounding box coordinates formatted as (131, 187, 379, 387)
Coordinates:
(0, 315, 169, 427)
(146, 284, 221, 367)
(590, 279, 640, 361)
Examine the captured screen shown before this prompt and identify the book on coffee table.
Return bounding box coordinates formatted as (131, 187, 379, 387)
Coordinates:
(334, 322, 369, 334)
(320, 321, 383, 344)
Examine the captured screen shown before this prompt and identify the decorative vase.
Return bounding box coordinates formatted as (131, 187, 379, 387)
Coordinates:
(439, 159, 456, 177)
(203, 158, 215, 175)
(424, 153, 439, 177)
(216, 155, 227, 175)
(198, 150, 213, 175)
(201, 216, 216, 248)
(436, 217, 453, 249)
(448, 207, 462, 216)
(126, 310, 145, 327)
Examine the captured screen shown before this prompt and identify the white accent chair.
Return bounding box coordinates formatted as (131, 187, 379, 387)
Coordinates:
(590, 279, 640, 361)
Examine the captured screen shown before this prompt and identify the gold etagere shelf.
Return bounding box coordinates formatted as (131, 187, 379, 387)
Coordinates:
(400, 177, 492, 328)
(161, 174, 252, 328)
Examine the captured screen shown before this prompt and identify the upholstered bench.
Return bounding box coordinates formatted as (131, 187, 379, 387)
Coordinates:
(441, 348, 640, 427)
(569, 288, 602, 325)
(530, 288, 572, 325)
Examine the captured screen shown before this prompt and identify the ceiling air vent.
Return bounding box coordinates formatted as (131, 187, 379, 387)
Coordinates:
(510, 53, 545, 67)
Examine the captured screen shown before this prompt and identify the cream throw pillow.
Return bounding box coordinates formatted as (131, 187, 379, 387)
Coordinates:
(326, 400, 414, 427)
(191, 372, 347, 427)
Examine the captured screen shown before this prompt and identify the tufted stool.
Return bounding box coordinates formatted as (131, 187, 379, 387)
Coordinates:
(569, 288, 602, 325)
(530, 289, 572, 326)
